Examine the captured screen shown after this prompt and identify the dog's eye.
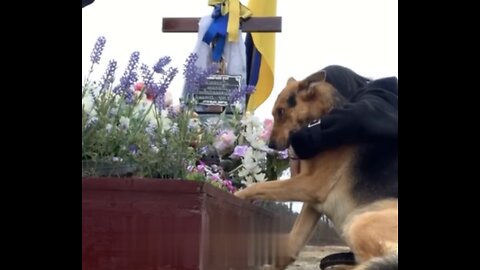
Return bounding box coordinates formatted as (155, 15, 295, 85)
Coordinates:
(277, 108, 285, 119)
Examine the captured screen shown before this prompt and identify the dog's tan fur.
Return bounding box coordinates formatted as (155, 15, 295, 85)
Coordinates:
(234, 71, 398, 270)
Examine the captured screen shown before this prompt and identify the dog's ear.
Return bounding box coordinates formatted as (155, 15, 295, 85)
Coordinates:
(306, 70, 327, 83)
(297, 70, 328, 100)
(287, 77, 297, 84)
(298, 70, 327, 90)
(307, 70, 327, 84)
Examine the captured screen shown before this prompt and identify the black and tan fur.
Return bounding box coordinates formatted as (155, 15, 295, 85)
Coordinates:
(234, 71, 398, 270)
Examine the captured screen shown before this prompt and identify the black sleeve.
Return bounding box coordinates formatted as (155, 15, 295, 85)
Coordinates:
(82, 0, 95, 8)
(290, 77, 398, 159)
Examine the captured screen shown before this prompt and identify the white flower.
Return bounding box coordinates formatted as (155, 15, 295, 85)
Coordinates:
(119, 116, 130, 130)
(109, 107, 118, 116)
(158, 109, 172, 132)
(233, 101, 243, 113)
(164, 91, 173, 107)
(105, 123, 113, 133)
(236, 147, 269, 185)
(150, 145, 159, 153)
(145, 121, 157, 136)
(242, 176, 256, 186)
(82, 95, 94, 114)
(112, 157, 123, 162)
(254, 173, 266, 182)
(188, 118, 201, 132)
(240, 113, 267, 149)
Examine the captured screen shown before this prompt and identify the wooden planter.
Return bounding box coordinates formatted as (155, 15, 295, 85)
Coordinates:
(82, 177, 282, 270)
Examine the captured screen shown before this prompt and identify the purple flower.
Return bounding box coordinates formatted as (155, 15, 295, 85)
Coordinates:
(277, 149, 289, 160)
(199, 145, 209, 155)
(182, 53, 218, 98)
(167, 105, 179, 118)
(187, 165, 196, 172)
(129, 144, 139, 155)
(120, 51, 140, 90)
(99, 60, 118, 92)
(113, 51, 139, 104)
(230, 145, 249, 159)
(153, 56, 172, 74)
(140, 63, 155, 89)
(86, 116, 98, 128)
(230, 84, 256, 104)
(153, 66, 178, 109)
(90, 36, 106, 64)
(170, 123, 179, 134)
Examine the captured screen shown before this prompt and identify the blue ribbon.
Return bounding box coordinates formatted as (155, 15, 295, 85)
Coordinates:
(202, 5, 228, 62)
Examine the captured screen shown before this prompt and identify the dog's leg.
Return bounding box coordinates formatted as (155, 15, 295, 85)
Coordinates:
(274, 203, 323, 269)
(235, 178, 309, 202)
(343, 201, 398, 264)
(234, 175, 327, 203)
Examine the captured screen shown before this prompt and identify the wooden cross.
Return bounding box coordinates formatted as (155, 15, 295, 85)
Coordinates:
(162, 15, 282, 115)
(162, 17, 282, 33)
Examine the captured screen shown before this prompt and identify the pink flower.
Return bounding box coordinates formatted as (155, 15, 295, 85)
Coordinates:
(213, 130, 237, 156)
(134, 81, 145, 91)
(196, 161, 206, 172)
(260, 118, 274, 141)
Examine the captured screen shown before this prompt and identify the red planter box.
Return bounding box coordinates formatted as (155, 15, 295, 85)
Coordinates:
(82, 177, 281, 270)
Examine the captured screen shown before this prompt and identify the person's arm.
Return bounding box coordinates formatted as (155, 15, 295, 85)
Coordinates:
(290, 77, 398, 159)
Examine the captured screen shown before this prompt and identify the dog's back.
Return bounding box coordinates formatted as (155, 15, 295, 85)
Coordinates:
(352, 141, 397, 205)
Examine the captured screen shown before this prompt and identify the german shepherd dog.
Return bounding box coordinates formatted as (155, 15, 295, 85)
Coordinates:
(234, 70, 398, 270)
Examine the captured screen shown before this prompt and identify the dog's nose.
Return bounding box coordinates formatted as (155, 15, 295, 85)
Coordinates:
(268, 141, 276, 149)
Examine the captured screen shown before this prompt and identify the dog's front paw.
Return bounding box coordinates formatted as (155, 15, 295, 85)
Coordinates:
(234, 189, 248, 200)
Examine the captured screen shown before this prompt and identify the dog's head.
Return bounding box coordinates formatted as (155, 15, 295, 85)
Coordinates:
(268, 70, 345, 150)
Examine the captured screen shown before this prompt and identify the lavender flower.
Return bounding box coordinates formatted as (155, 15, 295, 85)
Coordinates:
(99, 60, 118, 92)
(229, 84, 256, 104)
(113, 51, 140, 104)
(90, 36, 106, 64)
(140, 63, 155, 88)
(167, 105, 178, 118)
(86, 116, 98, 128)
(129, 144, 139, 155)
(121, 51, 140, 89)
(230, 145, 249, 159)
(153, 56, 172, 74)
(182, 53, 218, 98)
(199, 145, 209, 155)
(277, 149, 289, 160)
(154, 66, 178, 109)
(170, 123, 179, 134)
(145, 122, 156, 136)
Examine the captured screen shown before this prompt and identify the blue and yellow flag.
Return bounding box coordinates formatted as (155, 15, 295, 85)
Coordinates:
(245, 0, 277, 112)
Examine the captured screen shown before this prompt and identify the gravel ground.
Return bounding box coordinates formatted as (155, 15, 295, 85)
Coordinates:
(286, 245, 352, 270)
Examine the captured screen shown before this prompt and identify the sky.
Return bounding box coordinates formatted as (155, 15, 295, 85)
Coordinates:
(82, 0, 398, 212)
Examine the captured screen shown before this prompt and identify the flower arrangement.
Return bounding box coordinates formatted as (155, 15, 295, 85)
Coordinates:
(82, 36, 290, 194)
